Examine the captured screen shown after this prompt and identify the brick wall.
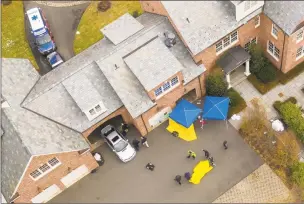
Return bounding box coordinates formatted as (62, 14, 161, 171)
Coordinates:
(13, 151, 98, 203)
(140, 0, 167, 16)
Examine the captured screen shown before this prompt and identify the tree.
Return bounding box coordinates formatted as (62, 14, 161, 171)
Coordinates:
(205, 74, 228, 96)
(248, 44, 267, 74)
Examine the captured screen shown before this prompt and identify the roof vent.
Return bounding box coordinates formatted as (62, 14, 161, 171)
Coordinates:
(164, 31, 176, 48)
(114, 64, 119, 70)
(186, 17, 190, 23)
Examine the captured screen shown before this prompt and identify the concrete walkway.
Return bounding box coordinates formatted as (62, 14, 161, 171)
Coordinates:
(213, 163, 290, 203)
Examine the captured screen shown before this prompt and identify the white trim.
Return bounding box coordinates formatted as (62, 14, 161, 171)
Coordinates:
(271, 23, 278, 40)
(2, 193, 8, 203)
(216, 31, 239, 55)
(254, 15, 260, 28)
(30, 158, 61, 181)
(154, 76, 180, 99)
(267, 41, 280, 61)
(296, 27, 304, 44)
(10, 156, 33, 199)
(79, 148, 90, 156)
(296, 46, 304, 61)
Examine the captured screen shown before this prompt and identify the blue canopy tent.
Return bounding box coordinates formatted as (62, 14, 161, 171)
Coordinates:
(202, 96, 230, 128)
(167, 99, 201, 141)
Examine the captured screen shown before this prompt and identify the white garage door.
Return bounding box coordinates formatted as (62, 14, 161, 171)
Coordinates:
(31, 184, 61, 203)
(60, 165, 89, 188)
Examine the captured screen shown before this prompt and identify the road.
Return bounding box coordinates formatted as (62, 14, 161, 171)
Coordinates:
(23, 1, 89, 75)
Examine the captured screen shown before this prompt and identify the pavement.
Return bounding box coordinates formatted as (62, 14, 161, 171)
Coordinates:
(51, 120, 263, 203)
(23, 1, 89, 75)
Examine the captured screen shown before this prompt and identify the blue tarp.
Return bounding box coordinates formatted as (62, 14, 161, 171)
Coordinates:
(169, 99, 201, 128)
(202, 96, 230, 120)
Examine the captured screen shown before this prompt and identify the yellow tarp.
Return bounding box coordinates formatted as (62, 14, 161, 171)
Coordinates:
(166, 119, 197, 141)
(189, 160, 213, 184)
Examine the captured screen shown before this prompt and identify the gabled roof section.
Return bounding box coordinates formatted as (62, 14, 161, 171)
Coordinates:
(124, 37, 184, 91)
(101, 13, 144, 45)
(264, 1, 304, 35)
(161, 1, 262, 55)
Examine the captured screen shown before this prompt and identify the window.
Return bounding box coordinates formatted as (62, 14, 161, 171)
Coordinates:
(89, 109, 96, 115)
(30, 170, 42, 179)
(171, 76, 179, 86)
(39, 164, 51, 172)
(48, 157, 60, 167)
(95, 104, 101, 112)
(271, 24, 278, 39)
(163, 82, 171, 91)
(244, 37, 257, 52)
(215, 31, 238, 54)
(154, 87, 163, 97)
(267, 41, 280, 61)
(254, 15, 260, 28)
(296, 28, 304, 43)
(296, 46, 304, 60)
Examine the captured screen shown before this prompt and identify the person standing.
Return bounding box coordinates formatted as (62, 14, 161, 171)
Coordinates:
(202, 149, 210, 159)
(146, 163, 155, 171)
(187, 150, 196, 159)
(199, 119, 206, 129)
(141, 136, 149, 148)
(174, 175, 182, 185)
(184, 172, 191, 181)
(121, 122, 129, 133)
(209, 157, 216, 166)
(223, 141, 228, 150)
(132, 139, 140, 151)
(93, 152, 104, 166)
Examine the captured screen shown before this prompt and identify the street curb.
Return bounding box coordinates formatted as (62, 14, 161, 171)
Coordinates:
(33, 1, 89, 7)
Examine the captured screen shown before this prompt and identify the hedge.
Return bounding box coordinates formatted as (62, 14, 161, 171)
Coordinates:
(278, 102, 304, 142)
(273, 97, 297, 112)
(247, 74, 280, 95)
(279, 61, 304, 85)
(205, 74, 228, 96)
(227, 88, 247, 118)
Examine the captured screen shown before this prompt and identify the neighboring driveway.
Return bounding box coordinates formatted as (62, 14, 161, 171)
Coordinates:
(52, 120, 263, 203)
(23, 1, 89, 75)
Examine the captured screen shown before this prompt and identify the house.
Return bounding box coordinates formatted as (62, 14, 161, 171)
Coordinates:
(2, 1, 304, 203)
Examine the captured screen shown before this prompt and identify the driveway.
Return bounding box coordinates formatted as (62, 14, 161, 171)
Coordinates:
(51, 120, 263, 203)
(23, 1, 89, 75)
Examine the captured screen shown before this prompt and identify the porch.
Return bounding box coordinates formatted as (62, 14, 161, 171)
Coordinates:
(217, 46, 251, 88)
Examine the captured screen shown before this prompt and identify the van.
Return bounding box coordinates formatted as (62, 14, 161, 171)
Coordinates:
(26, 7, 56, 55)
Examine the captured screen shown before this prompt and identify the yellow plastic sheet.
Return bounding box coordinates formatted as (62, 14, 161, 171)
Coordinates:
(166, 119, 197, 141)
(189, 160, 213, 184)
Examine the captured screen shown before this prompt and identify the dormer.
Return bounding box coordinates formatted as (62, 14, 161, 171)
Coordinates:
(62, 73, 107, 121)
(230, 1, 264, 22)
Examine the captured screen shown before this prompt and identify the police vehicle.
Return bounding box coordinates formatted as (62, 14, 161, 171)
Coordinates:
(26, 7, 56, 55)
(46, 51, 64, 69)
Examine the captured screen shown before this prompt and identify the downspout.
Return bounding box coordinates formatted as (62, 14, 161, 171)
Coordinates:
(141, 115, 149, 135)
(197, 75, 203, 96)
(280, 33, 287, 71)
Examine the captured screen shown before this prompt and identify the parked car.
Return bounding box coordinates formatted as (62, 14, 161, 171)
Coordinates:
(101, 125, 136, 163)
(26, 7, 56, 55)
(47, 52, 64, 68)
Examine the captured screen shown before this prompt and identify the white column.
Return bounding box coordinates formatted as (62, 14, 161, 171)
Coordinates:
(244, 60, 251, 76)
(226, 74, 232, 89)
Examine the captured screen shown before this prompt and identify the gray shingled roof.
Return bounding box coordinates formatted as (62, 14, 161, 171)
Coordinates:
(161, 1, 262, 55)
(101, 13, 144, 45)
(124, 37, 184, 91)
(23, 13, 205, 124)
(62, 73, 104, 113)
(1, 59, 90, 200)
(264, 1, 304, 35)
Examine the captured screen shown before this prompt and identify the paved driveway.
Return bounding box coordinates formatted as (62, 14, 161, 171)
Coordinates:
(52, 120, 263, 203)
(23, 1, 89, 75)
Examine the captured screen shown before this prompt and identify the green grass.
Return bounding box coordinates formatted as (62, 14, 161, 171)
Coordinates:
(227, 88, 247, 118)
(73, 1, 143, 54)
(279, 61, 304, 85)
(1, 1, 38, 69)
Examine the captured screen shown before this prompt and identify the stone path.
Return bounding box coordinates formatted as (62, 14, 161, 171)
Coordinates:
(229, 72, 304, 129)
(213, 164, 290, 203)
(33, 1, 88, 7)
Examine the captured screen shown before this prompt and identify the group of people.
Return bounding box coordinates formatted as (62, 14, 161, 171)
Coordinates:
(132, 136, 149, 151)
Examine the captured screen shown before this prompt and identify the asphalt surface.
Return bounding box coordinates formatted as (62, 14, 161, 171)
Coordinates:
(23, 1, 89, 75)
(51, 120, 263, 203)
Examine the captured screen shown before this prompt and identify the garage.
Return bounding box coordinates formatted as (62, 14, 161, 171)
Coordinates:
(60, 165, 89, 188)
(31, 184, 62, 203)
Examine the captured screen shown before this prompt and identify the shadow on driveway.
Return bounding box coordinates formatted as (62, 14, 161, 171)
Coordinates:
(51, 120, 263, 203)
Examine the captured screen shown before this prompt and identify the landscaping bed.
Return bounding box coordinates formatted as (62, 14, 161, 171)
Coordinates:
(247, 73, 280, 95)
(1, 1, 38, 69)
(279, 61, 304, 85)
(73, 1, 143, 54)
(227, 88, 247, 118)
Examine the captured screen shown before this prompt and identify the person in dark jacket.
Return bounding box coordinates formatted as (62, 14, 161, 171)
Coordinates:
(132, 139, 140, 151)
(174, 175, 182, 185)
(184, 172, 191, 181)
(223, 141, 228, 150)
(141, 136, 149, 148)
(146, 162, 155, 171)
(202, 149, 210, 159)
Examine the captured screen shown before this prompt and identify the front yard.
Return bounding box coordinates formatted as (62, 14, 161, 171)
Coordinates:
(73, 1, 143, 54)
(1, 1, 38, 69)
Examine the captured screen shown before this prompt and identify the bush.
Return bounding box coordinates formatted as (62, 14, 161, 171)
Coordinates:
(247, 74, 279, 94)
(1, 0, 12, 5)
(285, 97, 297, 104)
(248, 44, 268, 74)
(227, 88, 247, 118)
(205, 74, 228, 96)
(132, 10, 139, 18)
(279, 102, 304, 142)
(97, 0, 111, 12)
(291, 162, 304, 187)
(273, 101, 282, 112)
(279, 61, 304, 85)
(256, 62, 277, 83)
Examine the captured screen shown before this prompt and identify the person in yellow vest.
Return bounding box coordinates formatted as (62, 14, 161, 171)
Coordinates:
(187, 150, 196, 159)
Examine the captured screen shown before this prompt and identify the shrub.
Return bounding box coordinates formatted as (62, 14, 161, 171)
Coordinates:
(291, 162, 304, 187)
(1, 0, 12, 5)
(285, 97, 297, 104)
(248, 44, 268, 74)
(273, 101, 282, 112)
(247, 74, 279, 94)
(279, 102, 304, 142)
(97, 0, 111, 12)
(279, 61, 304, 85)
(256, 62, 277, 83)
(132, 10, 139, 18)
(205, 74, 228, 96)
(227, 88, 247, 118)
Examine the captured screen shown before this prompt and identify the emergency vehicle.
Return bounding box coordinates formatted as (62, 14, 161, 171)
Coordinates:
(26, 7, 56, 55)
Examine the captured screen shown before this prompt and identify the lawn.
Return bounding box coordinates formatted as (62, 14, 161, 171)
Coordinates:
(1, 1, 38, 69)
(73, 1, 143, 54)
